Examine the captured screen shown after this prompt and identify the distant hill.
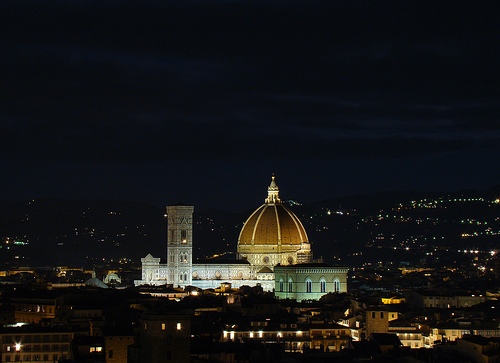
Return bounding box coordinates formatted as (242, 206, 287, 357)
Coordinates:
(0, 198, 165, 267)
(0, 186, 499, 267)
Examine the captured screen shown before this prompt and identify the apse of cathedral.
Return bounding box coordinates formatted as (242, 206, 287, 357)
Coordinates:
(135, 176, 347, 300)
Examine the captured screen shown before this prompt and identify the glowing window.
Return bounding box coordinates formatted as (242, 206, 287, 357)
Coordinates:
(176, 322, 182, 331)
(162, 323, 166, 331)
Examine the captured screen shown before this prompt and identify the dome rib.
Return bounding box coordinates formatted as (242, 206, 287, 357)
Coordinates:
(251, 205, 268, 245)
(274, 204, 282, 246)
(238, 205, 264, 245)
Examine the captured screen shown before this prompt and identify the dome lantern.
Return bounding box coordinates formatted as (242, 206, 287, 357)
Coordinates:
(265, 175, 281, 204)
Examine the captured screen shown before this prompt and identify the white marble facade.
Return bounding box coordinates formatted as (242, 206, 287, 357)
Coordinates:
(135, 203, 275, 290)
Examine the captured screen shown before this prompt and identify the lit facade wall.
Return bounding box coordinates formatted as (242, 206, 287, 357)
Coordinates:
(12, 298, 57, 324)
(105, 335, 134, 363)
(0, 329, 74, 363)
(137, 314, 191, 363)
(274, 265, 348, 301)
(309, 323, 351, 352)
(221, 323, 311, 353)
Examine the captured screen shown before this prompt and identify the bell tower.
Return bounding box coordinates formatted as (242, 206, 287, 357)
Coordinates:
(166, 204, 194, 288)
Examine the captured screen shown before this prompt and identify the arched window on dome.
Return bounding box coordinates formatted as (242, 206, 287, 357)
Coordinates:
(279, 278, 284, 292)
(288, 279, 293, 292)
(320, 278, 326, 293)
(334, 278, 340, 293)
(305, 278, 312, 293)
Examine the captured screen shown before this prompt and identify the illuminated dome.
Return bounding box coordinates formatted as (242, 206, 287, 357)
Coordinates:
(237, 176, 312, 268)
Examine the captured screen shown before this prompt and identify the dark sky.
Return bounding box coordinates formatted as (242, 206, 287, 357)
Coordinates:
(1, 0, 499, 212)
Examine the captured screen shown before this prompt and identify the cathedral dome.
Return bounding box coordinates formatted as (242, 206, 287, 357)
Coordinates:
(237, 176, 312, 267)
(238, 201, 308, 247)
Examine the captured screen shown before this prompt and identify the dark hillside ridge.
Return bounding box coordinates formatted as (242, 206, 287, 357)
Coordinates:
(0, 185, 498, 267)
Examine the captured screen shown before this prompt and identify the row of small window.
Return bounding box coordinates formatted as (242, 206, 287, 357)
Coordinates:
(426, 304, 452, 308)
(192, 271, 244, 279)
(2, 335, 70, 343)
(224, 331, 306, 339)
(144, 322, 182, 331)
(89, 346, 117, 358)
(277, 279, 341, 293)
(311, 330, 347, 336)
(163, 323, 182, 331)
(4, 354, 65, 361)
(16, 305, 54, 314)
(5, 344, 69, 352)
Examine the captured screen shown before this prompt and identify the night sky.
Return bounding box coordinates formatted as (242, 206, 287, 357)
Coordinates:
(1, 0, 499, 212)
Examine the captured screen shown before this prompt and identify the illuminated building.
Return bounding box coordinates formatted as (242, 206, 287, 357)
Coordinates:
(11, 297, 57, 324)
(0, 325, 74, 363)
(309, 322, 351, 352)
(136, 176, 347, 299)
(221, 320, 311, 353)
